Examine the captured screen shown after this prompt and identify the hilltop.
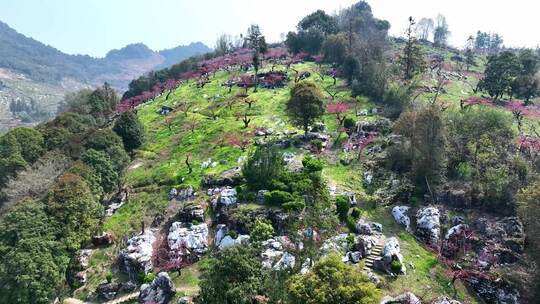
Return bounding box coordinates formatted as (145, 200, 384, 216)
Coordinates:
(0, 2, 539, 304)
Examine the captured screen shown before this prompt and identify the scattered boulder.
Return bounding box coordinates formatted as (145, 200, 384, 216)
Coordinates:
(255, 190, 269, 203)
(169, 186, 195, 201)
(344, 251, 362, 264)
(373, 237, 406, 275)
(320, 234, 349, 255)
(96, 282, 120, 301)
(261, 237, 295, 270)
(139, 272, 176, 304)
(355, 219, 383, 235)
(367, 271, 381, 288)
(432, 296, 462, 304)
(415, 207, 441, 244)
(381, 292, 421, 304)
(167, 223, 209, 256)
(177, 297, 192, 304)
(105, 188, 128, 216)
(120, 281, 138, 293)
(445, 224, 469, 239)
(219, 187, 238, 206)
(392, 206, 411, 231)
(363, 172, 374, 185)
(118, 230, 156, 281)
(354, 235, 378, 257)
(77, 249, 93, 269)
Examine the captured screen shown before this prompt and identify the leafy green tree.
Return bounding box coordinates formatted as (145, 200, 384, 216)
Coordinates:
(58, 89, 93, 114)
(7, 127, 45, 163)
(199, 245, 263, 304)
(512, 75, 539, 104)
(88, 82, 118, 119)
(287, 254, 381, 304)
(400, 17, 426, 80)
(67, 161, 103, 200)
(518, 49, 539, 76)
(298, 10, 338, 34)
(250, 219, 274, 244)
(478, 51, 521, 100)
(46, 173, 103, 251)
(0, 132, 27, 185)
(286, 82, 325, 134)
(322, 33, 348, 65)
(383, 83, 411, 119)
(394, 104, 446, 187)
(84, 129, 129, 172)
(0, 200, 69, 304)
(81, 148, 119, 193)
(242, 145, 283, 190)
(113, 110, 145, 152)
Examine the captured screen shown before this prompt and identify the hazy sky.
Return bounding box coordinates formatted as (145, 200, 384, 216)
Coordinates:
(0, 0, 538, 57)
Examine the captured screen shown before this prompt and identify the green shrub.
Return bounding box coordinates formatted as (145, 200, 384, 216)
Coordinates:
(106, 272, 113, 283)
(390, 260, 402, 274)
(345, 233, 356, 251)
(343, 117, 356, 132)
(282, 200, 305, 212)
(227, 230, 238, 239)
(264, 190, 294, 206)
(143, 273, 156, 284)
(335, 195, 350, 221)
(245, 192, 256, 202)
(346, 216, 356, 233)
(250, 220, 274, 243)
(350, 207, 361, 219)
(270, 179, 288, 192)
(302, 155, 324, 172)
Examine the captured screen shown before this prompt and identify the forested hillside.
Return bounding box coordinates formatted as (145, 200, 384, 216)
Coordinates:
(0, 2, 539, 304)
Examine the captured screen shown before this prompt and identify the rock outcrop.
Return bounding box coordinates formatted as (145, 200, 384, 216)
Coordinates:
(415, 207, 441, 244)
(139, 272, 176, 304)
(118, 230, 156, 280)
(432, 296, 462, 304)
(355, 219, 383, 235)
(167, 223, 209, 256)
(261, 237, 296, 270)
(392, 206, 411, 231)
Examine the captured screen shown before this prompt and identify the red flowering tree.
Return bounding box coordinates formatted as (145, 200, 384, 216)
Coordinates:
(327, 103, 349, 127)
(225, 132, 253, 151)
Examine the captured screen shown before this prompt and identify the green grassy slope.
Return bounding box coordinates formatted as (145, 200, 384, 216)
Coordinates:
(81, 59, 478, 302)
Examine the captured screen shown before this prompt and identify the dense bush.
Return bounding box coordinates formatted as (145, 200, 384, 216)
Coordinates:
(264, 190, 294, 206)
(199, 245, 263, 304)
(113, 110, 145, 152)
(287, 254, 381, 304)
(302, 155, 324, 173)
(390, 259, 402, 274)
(335, 195, 350, 221)
(250, 219, 274, 243)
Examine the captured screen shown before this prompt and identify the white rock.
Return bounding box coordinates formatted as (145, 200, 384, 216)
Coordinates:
(219, 187, 237, 206)
(119, 229, 156, 279)
(218, 235, 250, 250)
(392, 206, 411, 231)
(446, 224, 469, 239)
(274, 252, 295, 270)
(167, 223, 208, 255)
(416, 207, 441, 243)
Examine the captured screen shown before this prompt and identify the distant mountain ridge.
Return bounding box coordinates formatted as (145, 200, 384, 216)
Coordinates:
(0, 20, 211, 131)
(0, 20, 212, 89)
